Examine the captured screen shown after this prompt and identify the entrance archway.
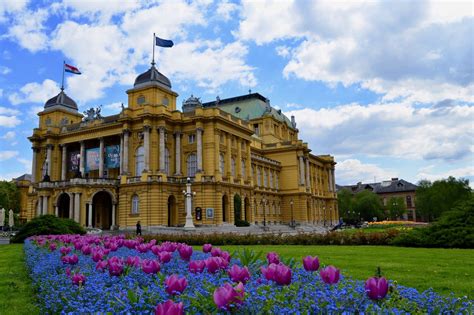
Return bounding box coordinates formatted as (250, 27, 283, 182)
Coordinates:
(222, 194, 229, 223)
(168, 195, 177, 227)
(244, 197, 250, 222)
(233, 194, 242, 224)
(92, 191, 113, 229)
(57, 193, 70, 218)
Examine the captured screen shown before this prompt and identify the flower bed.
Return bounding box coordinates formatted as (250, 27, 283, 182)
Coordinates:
(25, 235, 472, 314)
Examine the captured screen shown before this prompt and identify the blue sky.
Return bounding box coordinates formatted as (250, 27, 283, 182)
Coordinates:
(0, 0, 472, 186)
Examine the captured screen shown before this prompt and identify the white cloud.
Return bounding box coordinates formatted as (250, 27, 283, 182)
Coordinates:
(1, 131, 15, 140)
(287, 100, 474, 162)
(9, 79, 59, 105)
(336, 159, 397, 185)
(275, 46, 290, 58)
(0, 0, 28, 23)
(0, 114, 21, 127)
(416, 165, 474, 182)
(0, 66, 11, 75)
(60, 0, 141, 22)
(216, 0, 239, 21)
(0, 106, 19, 115)
(0, 150, 18, 161)
(7, 8, 49, 52)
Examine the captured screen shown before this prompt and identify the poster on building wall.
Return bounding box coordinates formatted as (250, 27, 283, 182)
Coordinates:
(105, 145, 120, 169)
(85, 148, 100, 172)
(69, 151, 79, 171)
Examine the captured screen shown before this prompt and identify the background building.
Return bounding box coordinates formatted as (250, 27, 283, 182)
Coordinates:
(20, 64, 338, 230)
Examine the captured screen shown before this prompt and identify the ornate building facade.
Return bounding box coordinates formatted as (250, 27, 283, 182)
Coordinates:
(21, 64, 338, 230)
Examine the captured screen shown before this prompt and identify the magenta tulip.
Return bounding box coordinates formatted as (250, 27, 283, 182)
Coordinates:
(155, 300, 184, 315)
(365, 277, 389, 300)
(302, 256, 320, 272)
(141, 259, 161, 274)
(126, 256, 141, 267)
(266, 252, 280, 265)
(60, 246, 71, 255)
(91, 249, 105, 262)
(164, 274, 188, 295)
(203, 243, 212, 253)
(65, 267, 71, 277)
(136, 243, 150, 253)
(213, 282, 245, 311)
(228, 265, 251, 284)
(49, 243, 57, 251)
(151, 245, 161, 256)
(81, 245, 92, 255)
(107, 257, 124, 276)
(96, 260, 108, 272)
(178, 245, 193, 261)
(320, 266, 340, 285)
(189, 260, 206, 273)
(61, 254, 79, 265)
(205, 257, 222, 273)
(211, 247, 223, 257)
(71, 273, 86, 286)
(158, 251, 172, 263)
(220, 251, 231, 262)
(261, 263, 292, 285)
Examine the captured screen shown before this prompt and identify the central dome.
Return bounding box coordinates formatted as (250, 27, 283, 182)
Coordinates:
(44, 90, 78, 111)
(134, 65, 171, 89)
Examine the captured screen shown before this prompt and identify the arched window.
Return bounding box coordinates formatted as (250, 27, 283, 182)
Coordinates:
(231, 158, 236, 177)
(219, 154, 225, 174)
(131, 194, 139, 214)
(187, 153, 197, 177)
(241, 159, 246, 179)
(135, 146, 144, 175)
(164, 147, 170, 175)
(257, 168, 261, 186)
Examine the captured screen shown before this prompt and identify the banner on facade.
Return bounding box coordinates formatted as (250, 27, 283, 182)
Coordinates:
(85, 148, 100, 172)
(105, 145, 120, 169)
(69, 151, 80, 172)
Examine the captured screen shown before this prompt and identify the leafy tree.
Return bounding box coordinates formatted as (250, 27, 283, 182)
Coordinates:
(0, 181, 20, 212)
(416, 177, 471, 222)
(353, 190, 384, 222)
(387, 197, 407, 220)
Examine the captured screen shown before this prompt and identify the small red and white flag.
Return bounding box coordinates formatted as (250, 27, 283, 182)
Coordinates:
(64, 63, 81, 75)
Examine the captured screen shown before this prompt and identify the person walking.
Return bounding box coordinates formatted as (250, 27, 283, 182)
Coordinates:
(136, 220, 142, 236)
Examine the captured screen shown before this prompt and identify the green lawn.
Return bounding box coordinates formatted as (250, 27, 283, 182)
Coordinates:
(0, 244, 38, 315)
(221, 245, 474, 298)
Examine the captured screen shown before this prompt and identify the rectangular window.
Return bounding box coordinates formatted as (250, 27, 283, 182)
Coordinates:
(188, 134, 195, 144)
(406, 195, 412, 207)
(254, 124, 259, 135)
(241, 159, 246, 179)
(263, 169, 268, 187)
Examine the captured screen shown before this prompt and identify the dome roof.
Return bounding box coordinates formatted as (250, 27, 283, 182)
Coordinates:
(134, 65, 171, 88)
(183, 94, 201, 106)
(44, 90, 78, 110)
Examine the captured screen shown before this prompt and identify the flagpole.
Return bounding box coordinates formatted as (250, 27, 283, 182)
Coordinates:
(152, 33, 155, 66)
(61, 60, 65, 91)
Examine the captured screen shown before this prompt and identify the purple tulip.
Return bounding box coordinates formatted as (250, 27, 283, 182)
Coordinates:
(65, 267, 71, 277)
(96, 260, 108, 272)
(126, 256, 141, 267)
(155, 300, 184, 315)
(203, 243, 212, 253)
(60, 246, 71, 255)
(141, 259, 161, 274)
(107, 257, 124, 276)
(164, 274, 188, 295)
(302, 256, 320, 272)
(136, 243, 150, 253)
(151, 245, 161, 256)
(91, 249, 105, 262)
(158, 251, 172, 263)
(220, 251, 231, 262)
(189, 260, 206, 273)
(205, 257, 227, 273)
(61, 254, 79, 265)
(365, 277, 389, 300)
(49, 243, 57, 251)
(211, 247, 223, 257)
(178, 245, 193, 261)
(266, 252, 280, 265)
(81, 245, 92, 255)
(320, 266, 340, 285)
(161, 242, 178, 252)
(213, 282, 245, 311)
(228, 265, 251, 284)
(71, 273, 86, 286)
(261, 263, 292, 285)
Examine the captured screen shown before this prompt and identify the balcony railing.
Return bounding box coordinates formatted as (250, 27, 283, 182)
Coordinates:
(38, 178, 119, 188)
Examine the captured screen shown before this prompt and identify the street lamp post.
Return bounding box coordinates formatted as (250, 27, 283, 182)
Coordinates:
(183, 177, 196, 229)
(290, 199, 295, 228)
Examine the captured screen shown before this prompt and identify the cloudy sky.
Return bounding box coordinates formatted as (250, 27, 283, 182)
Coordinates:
(0, 0, 472, 186)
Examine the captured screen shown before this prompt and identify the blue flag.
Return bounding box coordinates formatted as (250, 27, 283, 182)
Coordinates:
(155, 36, 174, 48)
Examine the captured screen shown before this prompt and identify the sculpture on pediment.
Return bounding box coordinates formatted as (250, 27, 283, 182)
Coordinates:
(83, 105, 103, 122)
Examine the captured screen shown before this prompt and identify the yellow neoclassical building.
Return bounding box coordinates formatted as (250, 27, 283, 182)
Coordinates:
(21, 63, 338, 230)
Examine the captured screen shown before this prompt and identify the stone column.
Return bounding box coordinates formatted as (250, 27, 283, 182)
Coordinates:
(299, 155, 305, 185)
(79, 141, 85, 176)
(123, 130, 129, 174)
(197, 128, 203, 172)
(144, 126, 150, 172)
(111, 204, 116, 228)
(306, 158, 311, 190)
(31, 147, 38, 183)
(69, 194, 74, 219)
(332, 168, 336, 192)
(87, 203, 93, 227)
(55, 205, 58, 217)
(74, 193, 80, 223)
(159, 127, 165, 172)
(99, 138, 104, 178)
(214, 131, 220, 174)
(119, 134, 124, 174)
(226, 135, 231, 176)
(328, 168, 333, 192)
(46, 144, 53, 178)
(246, 142, 251, 180)
(61, 145, 67, 181)
(174, 131, 181, 175)
(37, 197, 42, 216)
(42, 196, 48, 215)
(237, 139, 242, 178)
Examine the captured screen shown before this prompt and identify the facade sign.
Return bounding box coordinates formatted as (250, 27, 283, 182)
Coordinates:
(69, 151, 79, 172)
(206, 208, 214, 219)
(105, 145, 120, 169)
(85, 148, 100, 172)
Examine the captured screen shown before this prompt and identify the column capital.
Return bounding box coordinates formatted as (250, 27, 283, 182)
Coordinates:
(46, 144, 54, 149)
(32, 147, 40, 152)
(158, 126, 166, 132)
(122, 129, 130, 135)
(196, 127, 204, 132)
(143, 125, 151, 131)
(173, 131, 182, 136)
(59, 143, 68, 148)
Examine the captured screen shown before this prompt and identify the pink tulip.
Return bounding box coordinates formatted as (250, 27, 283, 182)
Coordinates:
(161, 242, 178, 252)
(81, 245, 92, 255)
(213, 282, 245, 311)
(126, 256, 141, 267)
(211, 247, 223, 257)
(61, 254, 79, 265)
(155, 300, 184, 315)
(220, 251, 231, 262)
(60, 246, 72, 255)
(96, 260, 108, 272)
(65, 267, 71, 277)
(365, 277, 389, 300)
(71, 273, 86, 286)
(261, 263, 278, 281)
(158, 251, 172, 263)
(261, 263, 292, 285)
(49, 243, 57, 251)
(164, 274, 188, 295)
(205, 257, 221, 273)
(228, 265, 251, 284)
(189, 260, 206, 273)
(320, 266, 340, 285)
(151, 245, 161, 256)
(203, 243, 212, 253)
(141, 259, 161, 274)
(136, 243, 150, 253)
(74, 241, 83, 250)
(91, 249, 105, 262)
(266, 252, 280, 265)
(178, 245, 193, 261)
(302, 256, 320, 272)
(107, 257, 124, 276)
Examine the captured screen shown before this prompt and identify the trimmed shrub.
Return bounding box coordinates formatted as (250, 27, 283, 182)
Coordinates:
(12, 215, 86, 243)
(235, 218, 251, 227)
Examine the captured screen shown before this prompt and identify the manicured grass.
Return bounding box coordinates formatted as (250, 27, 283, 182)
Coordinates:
(0, 244, 38, 315)
(220, 245, 474, 299)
